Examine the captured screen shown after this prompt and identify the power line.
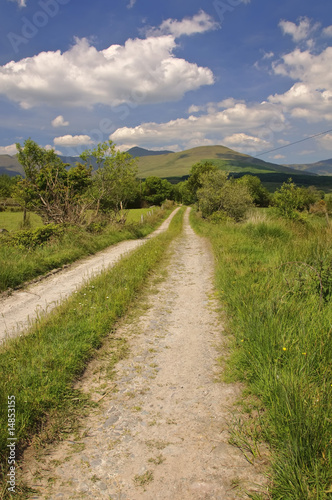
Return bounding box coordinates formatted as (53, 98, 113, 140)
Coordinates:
(255, 128, 332, 157)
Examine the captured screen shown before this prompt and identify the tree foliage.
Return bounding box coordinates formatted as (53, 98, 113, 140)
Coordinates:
(141, 176, 174, 206)
(0, 175, 18, 199)
(187, 161, 217, 203)
(80, 141, 138, 220)
(273, 179, 323, 218)
(237, 174, 271, 207)
(197, 171, 253, 220)
(16, 139, 92, 224)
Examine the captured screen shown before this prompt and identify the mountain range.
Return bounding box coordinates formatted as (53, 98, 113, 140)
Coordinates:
(1, 145, 332, 182)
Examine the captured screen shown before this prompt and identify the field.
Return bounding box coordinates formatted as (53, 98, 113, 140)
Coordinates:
(0, 207, 173, 292)
(191, 209, 332, 499)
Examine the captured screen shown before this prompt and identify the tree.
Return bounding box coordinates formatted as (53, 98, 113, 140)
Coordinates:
(237, 175, 271, 207)
(0, 175, 18, 199)
(273, 179, 316, 218)
(16, 139, 92, 224)
(80, 141, 138, 220)
(141, 176, 174, 206)
(197, 170, 253, 220)
(187, 161, 218, 203)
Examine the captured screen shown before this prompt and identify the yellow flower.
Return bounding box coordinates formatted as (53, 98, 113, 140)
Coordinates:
(302, 352, 306, 355)
(283, 347, 287, 351)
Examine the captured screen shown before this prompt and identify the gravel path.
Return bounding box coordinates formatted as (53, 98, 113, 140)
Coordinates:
(0, 209, 179, 343)
(21, 208, 267, 499)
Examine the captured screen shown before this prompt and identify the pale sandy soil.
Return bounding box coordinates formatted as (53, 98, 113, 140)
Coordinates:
(0, 209, 179, 343)
(20, 208, 268, 500)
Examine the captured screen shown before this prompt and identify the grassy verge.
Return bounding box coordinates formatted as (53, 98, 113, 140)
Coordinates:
(190, 210, 332, 499)
(0, 206, 173, 292)
(0, 207, 185, 498)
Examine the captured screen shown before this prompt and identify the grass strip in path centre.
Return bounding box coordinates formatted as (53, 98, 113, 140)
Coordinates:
(0, 207, 185, 499)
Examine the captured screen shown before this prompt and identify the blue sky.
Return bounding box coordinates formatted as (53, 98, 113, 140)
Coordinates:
(0, 0, 332, 164)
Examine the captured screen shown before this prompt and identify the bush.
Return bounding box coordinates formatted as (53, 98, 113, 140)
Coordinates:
(4, 224, 65, 249)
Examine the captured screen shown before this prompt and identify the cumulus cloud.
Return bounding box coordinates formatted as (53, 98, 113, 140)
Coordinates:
(323, 25, 332, 37)
(51, 115, 69, 128)
(53, 135, 94, 147)
(145, 10, 219, 38)
(279, 17, 319, 43)
(269, 47, 332, 122)
(222, 133, 271, 152)
(0, 36, 214, 109)
(272, 154, 286, 159)
(110, 100, 284, 151)
(0, 144, 18, 155)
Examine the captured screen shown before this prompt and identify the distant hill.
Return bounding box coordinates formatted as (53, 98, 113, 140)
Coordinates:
(135, 145, 305, 178)
(285, 158, 332, 176)
(126, 146, 174, 157)
(3, 146, 332, 192)
(0, 155, 24, 176)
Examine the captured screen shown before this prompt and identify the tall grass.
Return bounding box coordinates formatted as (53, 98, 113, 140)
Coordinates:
(0, 207, 185, 498)
(191, 211, 332, 499)
(0, 207, 172, 292)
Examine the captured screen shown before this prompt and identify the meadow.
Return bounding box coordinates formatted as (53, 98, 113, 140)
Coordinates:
(0, 207, 185, 498)
(191, 209, 332, 499)
(0, 207, 171, 292)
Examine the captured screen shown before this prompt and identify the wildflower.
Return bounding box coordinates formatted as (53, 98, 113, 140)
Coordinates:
(240, 339, 244, 342)
(302, 352, 306, 355)
(283, 347, 287, 351)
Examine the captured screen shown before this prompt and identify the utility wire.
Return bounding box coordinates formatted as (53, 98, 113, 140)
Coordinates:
(256, 128, 332, 157)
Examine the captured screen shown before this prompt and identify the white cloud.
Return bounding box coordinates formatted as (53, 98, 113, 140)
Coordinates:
(323, 26, 332, 37)
(222, 133, 271, 153)
(51, 115, 69, 128)
(110, 100, 284, 151)
(127, 0, 136, 8)
(272, 154, 286, 159)
(53, 135, 94, 147)
(0, 144, 18, 155)
(269, 47, 332, 122)
(317, 133, 332, 151)
(279, 17, 319, 43)
(262, 51, 274, 60)
(0, 36, 214, 109)
(145, 10, 219, 38)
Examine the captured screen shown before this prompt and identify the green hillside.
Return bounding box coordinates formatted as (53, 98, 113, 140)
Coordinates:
(0, 155, 24, 176)
(136, 145, 304, 179)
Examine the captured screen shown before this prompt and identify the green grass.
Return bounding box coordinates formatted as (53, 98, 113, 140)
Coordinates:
(0, 211, 43, 231)
(0, 207, 173, 292)
(190, 210, 332, 499)
(0, 207, 185, 498)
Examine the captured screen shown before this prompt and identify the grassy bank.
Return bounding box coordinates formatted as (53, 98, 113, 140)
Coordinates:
(190, 210, 332, 499)
(0, 206, 172, 292)
(0, 207, 185, 498)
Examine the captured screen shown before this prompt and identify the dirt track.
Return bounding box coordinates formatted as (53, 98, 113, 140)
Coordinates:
(0, 209, 179, 343)
(21, 208, 267, 499)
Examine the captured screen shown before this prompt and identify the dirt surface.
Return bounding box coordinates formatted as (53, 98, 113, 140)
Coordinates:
(21, 208, 267, 499)
(0, 209, 179, 343)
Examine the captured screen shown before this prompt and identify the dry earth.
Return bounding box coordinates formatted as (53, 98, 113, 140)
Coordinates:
(0, 209, 179, 343)
(21, 208, 268, 499)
